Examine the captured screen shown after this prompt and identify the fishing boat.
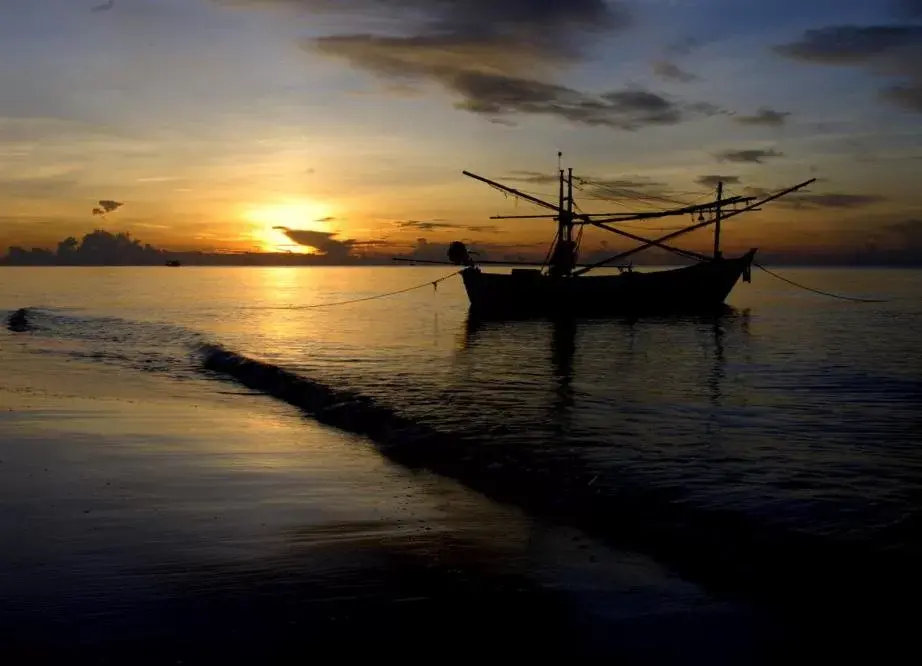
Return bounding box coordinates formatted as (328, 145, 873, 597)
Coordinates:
(396, 157, 815, 317)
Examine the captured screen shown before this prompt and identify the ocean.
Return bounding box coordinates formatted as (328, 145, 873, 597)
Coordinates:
(1, 265, 920, 662)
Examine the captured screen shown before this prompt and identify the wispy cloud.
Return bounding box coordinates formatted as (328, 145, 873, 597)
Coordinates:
(775, 24, 922, 112)
(396, 219, 457, 231)
(715, 148, 784, 164)
(696, 175, 741, 188)
(744, 186, 887, 209)
(783, 193, 888, 209)
(652, 60, 699, 83)
(732, 107, 791, 126)
(226, 1, 724, 130)
(273, 226, 384, 257)
(396, 219, 504, 233)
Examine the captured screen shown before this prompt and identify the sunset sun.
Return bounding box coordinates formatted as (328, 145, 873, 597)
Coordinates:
(242, 200, 336, 253)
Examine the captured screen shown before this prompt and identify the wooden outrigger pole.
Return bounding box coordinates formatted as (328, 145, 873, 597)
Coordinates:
(461, 166, 815, 276)
(571, 177, 816, 275)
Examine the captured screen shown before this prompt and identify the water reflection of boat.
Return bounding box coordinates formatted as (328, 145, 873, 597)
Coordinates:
(459, 308, 751, 425)
(398, 158, 814, 318)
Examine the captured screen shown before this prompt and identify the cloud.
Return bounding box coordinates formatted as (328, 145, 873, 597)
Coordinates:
(783, 193, 887, 209)
(652, 60, 699, 83)
(466, 225, 503, 234)
(742, 186, 887, 209)
(505, 170, 676, 202)
(315, 215, 336, 222)
(715, 148, 784, 164)
(666, 36, 707, 57)
(774, 24, 922, 112)
(732, 107, 791, 126)
(696, 175, 741, 188)
(575, 175, 677, 203)
(98, 199, 123, 213)
(774, 25, 922, 63)
(316, 43, 722, 128)
(396, 220, 505, 233)
(585, 176, 668, 191)
(504, 170, 559, 185)
(885, 217, 922, 245)
(0, 175, 82, 200)
(505, 171, 663, 190)
(227, 1, 724, 129)
(881, 84, 922, 110)
(896, 0, 922, 18)
(273, 226, 382, 258)
(396, 219, 457, 231)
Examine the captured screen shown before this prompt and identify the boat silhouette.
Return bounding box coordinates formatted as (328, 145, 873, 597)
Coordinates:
(397, 155, 814, 317)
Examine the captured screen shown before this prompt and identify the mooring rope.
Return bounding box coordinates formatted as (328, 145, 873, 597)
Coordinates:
(284, 269, 464, 310)
(753, 262, 889, 303)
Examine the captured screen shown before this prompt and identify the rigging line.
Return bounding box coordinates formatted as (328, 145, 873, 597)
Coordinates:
(753, 262, 889, 303)
(612, 224, 694, 231)
(541, 228, 560, 271)
(594, 190, 690, 211)
(275, 270, 463, 310)
(578, 180, 693, 208)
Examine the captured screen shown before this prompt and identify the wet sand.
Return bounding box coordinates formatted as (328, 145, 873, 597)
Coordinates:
(0, 337, 775, 662)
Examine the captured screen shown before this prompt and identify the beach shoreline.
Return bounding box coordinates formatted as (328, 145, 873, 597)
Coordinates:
(1, 336, 772, 662)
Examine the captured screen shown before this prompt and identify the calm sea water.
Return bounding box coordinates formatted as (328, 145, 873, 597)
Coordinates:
(2, 265, 920, 658)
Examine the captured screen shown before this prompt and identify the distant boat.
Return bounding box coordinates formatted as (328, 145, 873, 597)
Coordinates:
(165, 260, 181, 267)
(396, 158, 814, 317)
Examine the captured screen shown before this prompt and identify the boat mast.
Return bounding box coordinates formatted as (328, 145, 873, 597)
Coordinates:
(549, 159, 576, 277)
(713, 180, 723, 259)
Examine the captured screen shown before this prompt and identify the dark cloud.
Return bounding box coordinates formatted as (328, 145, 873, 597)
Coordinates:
(250, 0, 627, 74)
(732, 107, 791, 126)
(895, 0, 922, 18)
(586, 176, 668, 191)
(715, 148, 784, 164)
(652, 60, 699, 83)
(782, 193, 887, 209)
(880, 83, 922, 111)
(315, 216, 336, 222)
(231, 0, 626, 43)
(273, 226, 382, 258)
(465, 224, 503, 234)
(774, 25, 922, 63)
(225, 1, 724, 129)
(310, 43, 721, 129)
(504, 170, 675, 202)
(886, 217, 922, 243)
(696, 175, 741, 188)
(576, 176, 675, 202)
(504, 170, 559, 185)
(396, 220, 504, 233)
(742, 186, 887, 209)
(396, 220, 458, 231)
(452, 78, 723, 129)
(775, 24, 922, 112)
(665, 36, 706, 57)
(92, 200, 124, 216)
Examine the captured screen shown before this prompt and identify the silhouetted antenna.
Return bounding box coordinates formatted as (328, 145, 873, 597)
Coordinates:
(557, 151, 562, 171)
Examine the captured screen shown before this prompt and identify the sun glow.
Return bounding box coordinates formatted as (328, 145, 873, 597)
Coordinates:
(242, 199, 336, 253)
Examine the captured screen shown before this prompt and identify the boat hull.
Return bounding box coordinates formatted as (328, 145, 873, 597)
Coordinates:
(460, 250, 757, 317)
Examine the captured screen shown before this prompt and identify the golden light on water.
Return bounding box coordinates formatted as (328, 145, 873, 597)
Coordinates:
(241, 200, 336, 253)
